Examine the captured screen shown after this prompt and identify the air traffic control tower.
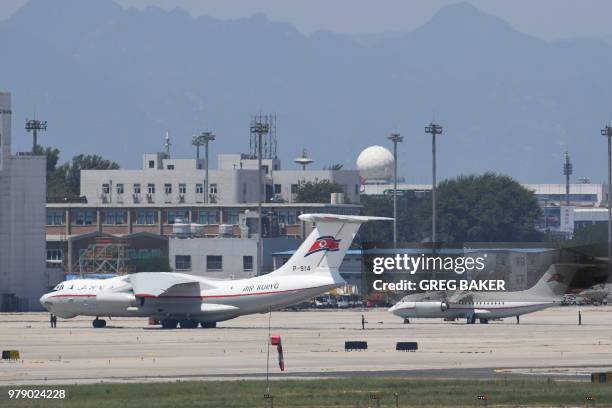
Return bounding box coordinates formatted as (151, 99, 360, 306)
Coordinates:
(0, 91, 47, 311)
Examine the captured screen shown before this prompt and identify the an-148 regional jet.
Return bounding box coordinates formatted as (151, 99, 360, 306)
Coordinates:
(40, 214, 390, 328)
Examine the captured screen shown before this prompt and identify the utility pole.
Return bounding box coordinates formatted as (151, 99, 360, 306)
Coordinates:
(251, 121, 270, 275)
(387, 133, 403, 247)
(425, 122, 443, 247)
(563, 151, 572, 207)
(25, 118, 47, 153)
(601, 125, 612, 273)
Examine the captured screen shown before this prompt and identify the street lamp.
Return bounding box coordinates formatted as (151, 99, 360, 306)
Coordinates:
(425, 122, 443, 247)
(601, 125, 612, 271)
(193, 132, 215, 203)
(387, 133, 403, 248)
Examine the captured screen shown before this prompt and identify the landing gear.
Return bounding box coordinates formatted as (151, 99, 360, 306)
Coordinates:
(161, 319, 178, 329)
(179, 319, 198, 329)
(200, 322, 217, 328)
(479, 318, 489, 324)
(466, 314, 476, 324)
(92, 318, 106, 328)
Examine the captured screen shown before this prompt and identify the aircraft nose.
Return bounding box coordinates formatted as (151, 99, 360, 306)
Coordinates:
(388, 301, 415, 316)
(40, 293, 52, 311)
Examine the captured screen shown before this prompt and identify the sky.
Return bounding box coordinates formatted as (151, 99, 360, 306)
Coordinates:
(1, 0, 612, 41)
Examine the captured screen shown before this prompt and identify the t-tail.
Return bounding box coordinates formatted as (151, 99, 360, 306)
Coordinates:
(269, 214, 392, 282)
(522, 264, 581, 298)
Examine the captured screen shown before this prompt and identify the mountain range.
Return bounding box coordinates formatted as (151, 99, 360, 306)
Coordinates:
(2, 0, 612, 183)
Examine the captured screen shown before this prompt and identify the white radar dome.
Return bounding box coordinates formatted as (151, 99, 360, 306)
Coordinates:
(356, 145, 394, 181)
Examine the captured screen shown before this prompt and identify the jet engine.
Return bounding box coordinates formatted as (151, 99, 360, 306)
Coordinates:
(95, 292, 137, 308)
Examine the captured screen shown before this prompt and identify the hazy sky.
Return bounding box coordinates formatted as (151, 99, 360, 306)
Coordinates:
(2, 0, 612, 41)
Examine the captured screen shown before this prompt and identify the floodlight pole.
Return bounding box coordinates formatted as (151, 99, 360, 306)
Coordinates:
(425, 122, 443, 250)
(601, 125, 612, 272)
(193, 132, 215, 203)
(251, 122, 269, 275)
(25, 118, 47, 153)
(387, 133, 403, 248)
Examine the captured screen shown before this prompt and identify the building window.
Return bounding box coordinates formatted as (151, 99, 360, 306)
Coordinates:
(105, 209, 126, 225)
(46, 209, 63, 225)
(291, 184, 298, 194)
(210, 183, 218, 194)
(136, 210, 155, 225)
(116, 184, 124, 194)
(243, 256, 253, 271)
(102, 183, 110, 194)
(274, 184, 281, 194)
(227, 210, 239, 224)
(196, 183, 203, 194)
(207, 255, 223, 271)
(198, 210, 217, 224)
(179, 183, 186, 194)
(148, 160, 155, 168)
(175, 255, 192, 271)
(133, 184, 141, 194)
(147, 184, 155, 194)
(46, 249, 63, 268)
(277, 210, 297, 225)
(355, 184, 359, 195)
(74, 210, 94, 225)
(262, 165, 269, 174)
(164, 183, 172, 194)
(168, 210, 187, 224)
(167, 164, 175, 170)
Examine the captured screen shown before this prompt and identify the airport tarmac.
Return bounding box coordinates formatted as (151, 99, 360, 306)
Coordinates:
(1, 307, 611, 385)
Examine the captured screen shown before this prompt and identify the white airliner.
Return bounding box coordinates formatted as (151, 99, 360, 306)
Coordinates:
(40, 214, 390, 329)
(388, 264, 580, 324)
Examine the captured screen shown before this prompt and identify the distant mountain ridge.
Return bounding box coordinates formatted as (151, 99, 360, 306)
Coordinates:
(2, 0, 612, 183)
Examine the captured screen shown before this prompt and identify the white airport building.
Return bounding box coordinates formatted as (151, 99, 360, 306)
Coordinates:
(0, 91, 47, 311)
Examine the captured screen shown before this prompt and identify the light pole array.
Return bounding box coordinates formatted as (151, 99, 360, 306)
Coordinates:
(387, 133, 403, 247)
(425, 122, 443, 247)
(601, 125, 612, 271)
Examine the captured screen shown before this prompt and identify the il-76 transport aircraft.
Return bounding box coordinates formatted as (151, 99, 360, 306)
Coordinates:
(389, 264, 581, 324)
(40, 214, 390, 329)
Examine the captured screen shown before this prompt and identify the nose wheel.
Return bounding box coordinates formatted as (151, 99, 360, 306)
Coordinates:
(92, 318, 107, 328)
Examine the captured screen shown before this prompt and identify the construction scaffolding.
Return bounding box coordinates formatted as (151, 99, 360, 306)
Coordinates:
(74, 237, 133, 276)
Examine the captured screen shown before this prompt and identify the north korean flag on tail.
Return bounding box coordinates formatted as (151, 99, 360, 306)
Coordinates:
(305, 236, 341, 257)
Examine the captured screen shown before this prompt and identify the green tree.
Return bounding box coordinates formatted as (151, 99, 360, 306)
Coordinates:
(34, 145, 67, 196)
(59, 154, 120, 196)
(433, 173, 543, 242)
(36, 146, 121, 198)
(571, 222, 608, 244)
(295, 179, 346, 203)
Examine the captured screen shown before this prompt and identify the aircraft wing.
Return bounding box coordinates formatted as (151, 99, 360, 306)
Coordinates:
(129, 272, 215, 297)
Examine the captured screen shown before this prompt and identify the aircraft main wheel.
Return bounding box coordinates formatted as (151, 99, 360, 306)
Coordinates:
(479, 318, 489, 324)
(92, 318, 106, 328)
(179, 320, 198, 329)
(200, 322, 217, 328)
(161, 319, 178, 329)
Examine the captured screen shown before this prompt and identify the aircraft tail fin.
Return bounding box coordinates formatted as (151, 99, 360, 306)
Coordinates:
(270, 213, 391, 278)
(523, 264, 581, 298)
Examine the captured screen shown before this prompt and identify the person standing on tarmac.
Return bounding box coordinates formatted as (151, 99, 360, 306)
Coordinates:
(361, 314, 365, 330)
